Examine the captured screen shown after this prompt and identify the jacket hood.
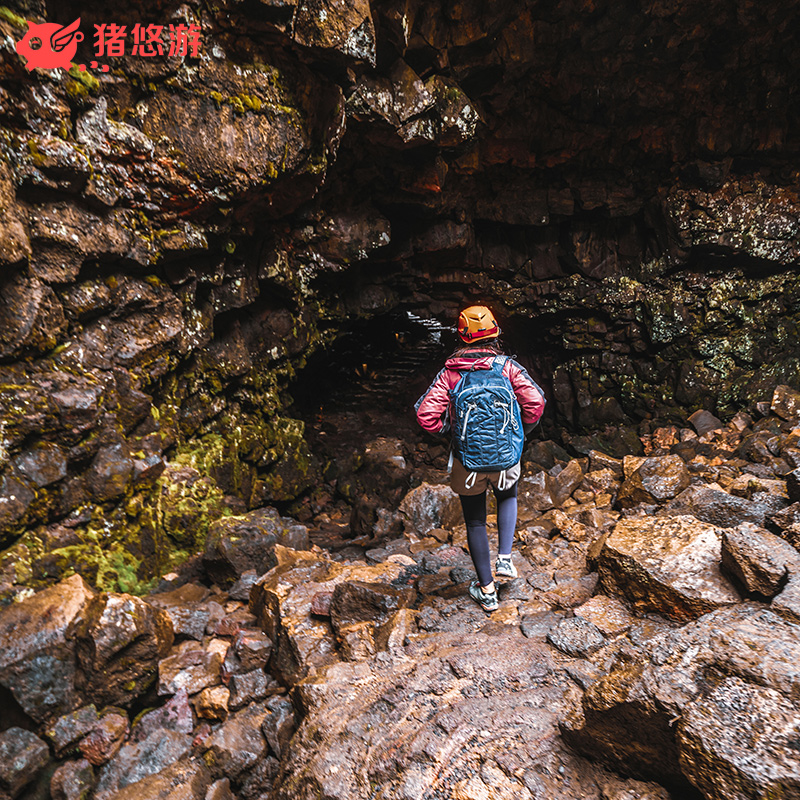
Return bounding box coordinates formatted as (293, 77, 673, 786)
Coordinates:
(444, 353, 502, 371)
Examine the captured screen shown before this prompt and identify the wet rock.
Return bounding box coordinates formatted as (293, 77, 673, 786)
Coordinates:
(0, 728, 49, 799)
(96, 756, 211, 800)
(222, 630, 272, 677)
(0, 271, 67, 359)
(131, 689, 193, 742)
(146, 584, 211, 641)
(50, 758, 95, 800)
(663, 484, 771, 527)
(397, 482, 461, 537)
(0, 573, 94, 722)
(203, 507, 310, 587)
(768, 502, 800, 545)
(201, 702, 269, 781)
(550, 459, 585, 506)
(205, 779, 235, 800)
(771, 384, 800, 423)
(47, 705, 100, 756)
(617, 455, 690, 507)
(598, 515, 740, 620)
(94, 729, 192, 799)
(721, 523, 800, 596)
(547, 616, 606, 658)
(329, 580, 415, 633)
(677, 677, 800, 800)
(564, 603, 800, 787)
(772, 577, 800, 623)
(262, 695, 296, 760)
(12, 441, 67, 488)
(228, 669, 269, 710)
(194, 686, 230, 722)
(687, 409, 724, 436)
(84, 443, 134, 502)
(79, 712, 129, 767)
(157, 640, 223, 697)
(75, 593, 174, 707)
(227, 570, 259, 602)
(574, 595, 635, 636)
(0, 468, 35, 539)
(589, 450, 624, 476)
(249, 547, 405, 684)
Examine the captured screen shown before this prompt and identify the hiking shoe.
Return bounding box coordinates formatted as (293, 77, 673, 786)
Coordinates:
(495, 555, 518, 579)
(469, 580, 499, 613)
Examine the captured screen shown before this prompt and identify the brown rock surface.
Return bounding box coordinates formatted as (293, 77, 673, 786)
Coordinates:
(0, 573, 94, 722)
(598, 515, 740, 620)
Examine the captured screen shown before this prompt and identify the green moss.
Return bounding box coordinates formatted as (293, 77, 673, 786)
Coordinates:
(0, 6, 27, 28)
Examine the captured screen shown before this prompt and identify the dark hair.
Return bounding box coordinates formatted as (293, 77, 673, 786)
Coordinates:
(449, 338, 505, 358)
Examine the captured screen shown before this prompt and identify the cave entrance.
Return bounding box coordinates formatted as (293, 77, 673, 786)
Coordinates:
(289, 309, 453, 457)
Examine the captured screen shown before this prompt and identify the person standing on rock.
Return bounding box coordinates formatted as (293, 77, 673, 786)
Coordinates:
(415, 306, 546, 613)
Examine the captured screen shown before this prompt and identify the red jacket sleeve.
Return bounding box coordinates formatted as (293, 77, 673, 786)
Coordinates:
(415, 369, 451, 433)
(507, 360, 546, 425)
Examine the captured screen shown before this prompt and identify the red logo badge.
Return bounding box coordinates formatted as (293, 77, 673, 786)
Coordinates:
(15, 17, 83, 72)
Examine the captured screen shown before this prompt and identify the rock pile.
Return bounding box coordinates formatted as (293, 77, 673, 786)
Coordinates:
(3, 386, 800, 799)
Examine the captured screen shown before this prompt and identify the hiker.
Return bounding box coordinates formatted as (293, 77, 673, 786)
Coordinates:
(415, 305, 546, 613)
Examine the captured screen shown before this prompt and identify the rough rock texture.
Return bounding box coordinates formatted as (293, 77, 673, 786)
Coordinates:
(598, 515, 740, 620)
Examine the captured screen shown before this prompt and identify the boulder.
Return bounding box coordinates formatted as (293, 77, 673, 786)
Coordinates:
(573, 595, 635, 636)
(329, 581, 415, 634)
(662, 484, 772, 527)
(75, 593, 174, 707)
(50, 758, 95, 800)
(0, 728, 50, 798)
(721, 523, 800, 596)
(94, 729, 192, 799)
(203, 507, 310, 587)
(95, 757, 211, 800)
(0, 573, 95, 722)
(262, 695, 296, 760)
(79, 712, 130, 766)
(250, 548, 409, 684)
(598, 515, 740, 620)
(771, 384, 800, 423)
(397, 482, 461, 537)
(550, 459, 585, 506)
(130, 689, 193, 742)
(47, 705, 99, 756)
(228, 669, 269, 710)
(145, 584, 211, 641)
(563, 604, 800, 789)
(547, 616, 606, 658)
(677, 677, 800, 800)
(194, 686, 230, 722)
(518, 471, 555, 518)
(687, 409, 724, 436)
(617, 455, 690, 507)
(157, 640, 224, 697)
(222, 630, 272, 677)
(201, 703, 269, 781)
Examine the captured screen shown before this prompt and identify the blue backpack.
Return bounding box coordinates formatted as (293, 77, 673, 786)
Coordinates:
(449, 356, 524, 471)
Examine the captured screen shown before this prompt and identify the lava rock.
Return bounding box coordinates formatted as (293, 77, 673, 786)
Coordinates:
(130, 689, 193, 742)
(329, 580, 415, 633)
(687, 409, 724, 436)
(194, 686, 231, 722)
(0, 573, 95, 722)
(617, 455, 690, 507)
(262, 695, 296, 760)
(157, 640, 224, 697)
(771, 384, 800, 423)
(146, 584, 210, 641)
(598, 515, 740, 620)
(222, 630, 272, 677)
(547, 616, 606, 658)
(50, 758, 95, 800)
(677, 677, 800, 800)
(663, 484, 772, 527)
(397, 482, 461, 536)
(721, 523, 800, 597)
(47, 705, 100, 756)
(201, 702, 269, 780)
(0, 728, 50, 798)
(75, 593, 174, 707)
(573, 595, 635, 635)
(550, 459, 585, 506)
(203, 507, 310, 587)
(79, 712, 129, 767)
(228, 669, 269, 710)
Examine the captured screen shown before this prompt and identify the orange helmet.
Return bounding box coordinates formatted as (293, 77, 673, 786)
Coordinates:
(457, 305, 500, 343)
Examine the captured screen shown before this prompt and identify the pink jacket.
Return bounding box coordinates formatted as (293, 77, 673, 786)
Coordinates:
(415, 349, 546, 434)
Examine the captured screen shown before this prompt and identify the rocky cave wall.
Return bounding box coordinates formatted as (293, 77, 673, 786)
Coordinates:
(1, 0, 800, 596)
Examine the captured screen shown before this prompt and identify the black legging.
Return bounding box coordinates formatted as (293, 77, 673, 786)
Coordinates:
(459, 481, 519, 588)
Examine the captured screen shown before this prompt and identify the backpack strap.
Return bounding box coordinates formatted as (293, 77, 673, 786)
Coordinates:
(491, 355, 509, 373)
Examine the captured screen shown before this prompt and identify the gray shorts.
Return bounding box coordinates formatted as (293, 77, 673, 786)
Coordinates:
(450, 456, 521, 496)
